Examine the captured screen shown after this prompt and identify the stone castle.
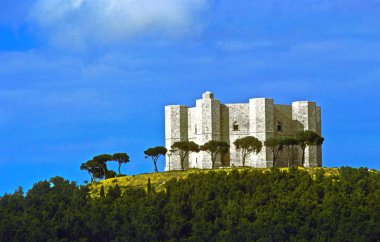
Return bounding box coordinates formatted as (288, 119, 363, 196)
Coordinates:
(165, 92, 322, 170)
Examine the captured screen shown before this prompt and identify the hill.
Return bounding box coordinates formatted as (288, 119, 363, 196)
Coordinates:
(0, 166, 379, 241)
(89, 167, 341, 197)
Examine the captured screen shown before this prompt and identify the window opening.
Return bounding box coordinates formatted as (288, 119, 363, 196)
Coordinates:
(277, 122, 283, 132)
(233, 121, 239, 131)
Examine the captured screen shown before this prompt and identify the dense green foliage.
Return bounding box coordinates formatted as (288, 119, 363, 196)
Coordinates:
(1, 167, 379, 241)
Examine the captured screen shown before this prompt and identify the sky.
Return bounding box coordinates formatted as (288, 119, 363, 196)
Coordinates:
(1, 0, 380, 194)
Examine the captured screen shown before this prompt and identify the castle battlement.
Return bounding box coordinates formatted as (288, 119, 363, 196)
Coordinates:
(165, 92, 322, 170)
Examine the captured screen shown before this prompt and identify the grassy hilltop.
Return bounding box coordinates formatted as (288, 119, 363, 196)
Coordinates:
(89, 167, 342, 197)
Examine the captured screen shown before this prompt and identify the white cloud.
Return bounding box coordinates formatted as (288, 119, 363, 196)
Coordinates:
(30, 0, 207, 47)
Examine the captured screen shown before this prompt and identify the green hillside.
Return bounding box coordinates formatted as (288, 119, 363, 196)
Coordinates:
(89, 167, 342, 197)
(1, 166, 379, 241)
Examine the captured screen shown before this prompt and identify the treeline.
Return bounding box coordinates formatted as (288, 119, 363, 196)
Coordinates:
(1, 167, 379, 241)
(81, 130, 324, 182)
(80, 146, 167, 182)
(169, 130, 324, 170)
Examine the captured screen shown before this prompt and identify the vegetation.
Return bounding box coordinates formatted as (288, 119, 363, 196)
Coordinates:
(234, 136, 262, 166)
(80, 130, 324, 181)
(171, 141, 200, 170)
(200, 140, 230, 168)
(282, 136, 299, 167)
(296, 131, 324, 166)
(1, 167, 379, 241)
(92, 154, 113, 178)
(264, 137, 284, 167)
(112, 153, 130, 175)
(81, 152, 130, 182)
(144, 146, 167, 172)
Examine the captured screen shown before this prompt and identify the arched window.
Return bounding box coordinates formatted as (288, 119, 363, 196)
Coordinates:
(277, 122, 283, 132)
(233, 121, 239, 131)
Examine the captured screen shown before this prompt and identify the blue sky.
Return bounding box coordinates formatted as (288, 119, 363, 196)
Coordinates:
(1, 0, 380, 194)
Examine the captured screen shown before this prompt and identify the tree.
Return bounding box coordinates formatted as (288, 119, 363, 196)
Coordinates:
(171, 141, 200, 170)
(144, 146, 167, 173)
(105, 170, 117, 179)
(92, 154, 112, 178)
(282, 137, 299, 167)
(147, 178, 152, 194)
(112, 153, 130, 175)
(80, 159, 105, 182)
(85, 159, 106, 181)
(295, 131, 324, 166)
(264, 137, 284, 167)
(200, 140, 230, 169)
(233, 136, 262, 166)
(80, 161, 93, 183)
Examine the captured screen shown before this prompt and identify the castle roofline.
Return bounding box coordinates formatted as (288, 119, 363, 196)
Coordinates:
(202, 91, 214, 99)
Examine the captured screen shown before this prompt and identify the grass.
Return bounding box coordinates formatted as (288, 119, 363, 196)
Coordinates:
(88, 166, 342, 197)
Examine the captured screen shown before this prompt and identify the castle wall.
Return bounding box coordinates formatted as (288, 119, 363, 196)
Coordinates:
(187, 107, 199, 168)
(249, 98, 275, 167)
(165, 92, 322, 170)
(225, 103, 250, 167)
(273, 105, 299, 167)
(193, 92, 222, 169)
(292, 101, 319, 167)
(316, 107, 322, 166)
(165, 105, 188, 171)
(220, 105, 230, 166)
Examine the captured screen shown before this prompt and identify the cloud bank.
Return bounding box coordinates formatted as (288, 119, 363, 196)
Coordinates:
(30, 0, 207, 47)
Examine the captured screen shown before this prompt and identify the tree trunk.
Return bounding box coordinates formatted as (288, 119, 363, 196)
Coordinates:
(301, 147, 306, 167)
(287, 146, 291, 168)
(118, 162, 121, 175)
(153, 158, 158, 172)
(211, 153, 216, 169)
(180, 154, 185, 170)
(272, 149, 276, 167)
(89, 171, 94, 183)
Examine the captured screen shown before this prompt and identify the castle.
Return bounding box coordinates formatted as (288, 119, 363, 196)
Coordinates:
(165, 92, 322, 170)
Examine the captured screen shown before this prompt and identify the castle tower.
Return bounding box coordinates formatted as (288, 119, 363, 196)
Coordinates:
(165, 105, 188, 171)
(292, 101, 321, 167)
(192, 91, 221, 169)
(249, 98, 275, 167)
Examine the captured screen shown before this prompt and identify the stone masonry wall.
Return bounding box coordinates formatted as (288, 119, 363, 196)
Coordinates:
(165, 92, 322, 170)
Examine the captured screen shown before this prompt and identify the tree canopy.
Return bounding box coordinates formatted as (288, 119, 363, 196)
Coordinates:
(282, 136, 299, 167)
(296, 131, 324, 166)
(200, 140, 230, 168)
(171, 141, 200, 170)
(1, 167, 379, 241)
(144, 146, 167, 172)
(233, 136, 262, 166)
(112, 153, 130, 175)
(264, 137, 284, 167)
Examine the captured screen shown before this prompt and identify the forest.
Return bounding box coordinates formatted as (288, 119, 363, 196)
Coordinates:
(0, 167, 379, 241)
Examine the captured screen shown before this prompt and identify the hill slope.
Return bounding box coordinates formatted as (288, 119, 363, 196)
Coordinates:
(1, 166, 379, 241)
(89, 167, 341, 197)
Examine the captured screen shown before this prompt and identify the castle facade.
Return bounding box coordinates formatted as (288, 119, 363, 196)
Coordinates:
(165, 92, 322, 170)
